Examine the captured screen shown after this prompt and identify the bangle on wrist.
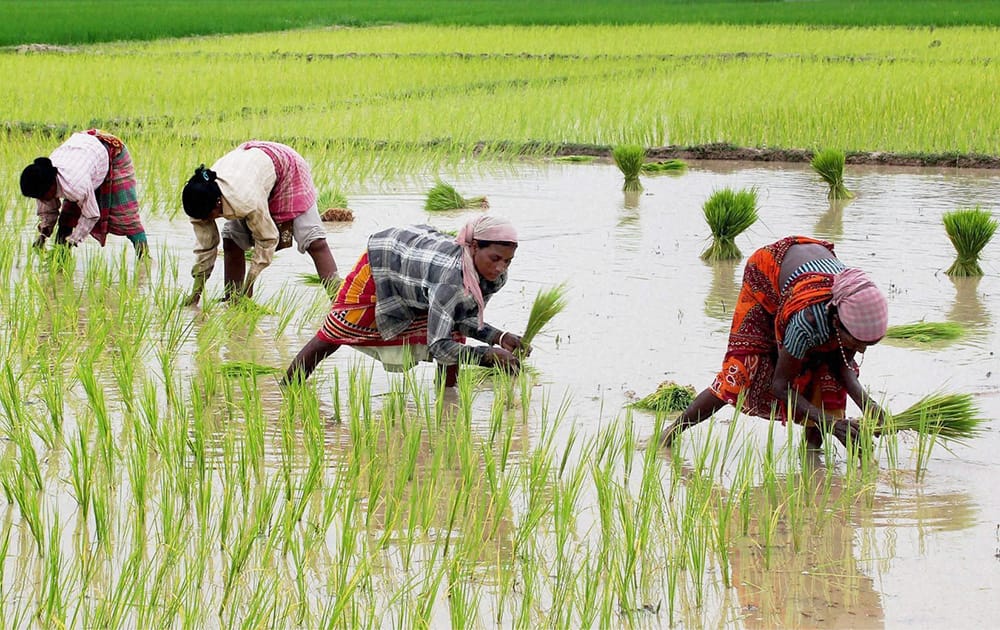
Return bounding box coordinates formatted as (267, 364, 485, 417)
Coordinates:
(498, 331, 508, 347)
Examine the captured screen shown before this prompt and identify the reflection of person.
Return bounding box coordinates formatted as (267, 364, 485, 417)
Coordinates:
(285, 216, 527, 387)
(181, 141, 340, 305)
(20, 129, 148, 257)
(661, 236, 889, 448)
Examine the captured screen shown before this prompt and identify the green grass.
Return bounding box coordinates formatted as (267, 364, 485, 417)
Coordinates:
(6, 1, 1000, 45)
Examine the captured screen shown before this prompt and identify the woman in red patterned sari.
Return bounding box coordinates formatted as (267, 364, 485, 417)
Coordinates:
(660, 236, 889, 449)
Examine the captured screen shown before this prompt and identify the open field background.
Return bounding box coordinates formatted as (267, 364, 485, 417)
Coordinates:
(5, 0, 1000, 46)
(1, 4, 999, 628)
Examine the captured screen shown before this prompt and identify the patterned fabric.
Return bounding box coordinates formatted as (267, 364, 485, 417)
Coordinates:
(240, 141, 317, 223)
(710, 235, 853, 421)
(52, 130, 144, 246)
(317, 251, 479, 367)
(830, 268, 889, 342)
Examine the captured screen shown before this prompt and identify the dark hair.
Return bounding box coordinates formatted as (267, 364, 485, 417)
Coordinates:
(475, 239, 518, 249)
(181, 164, 222, 219)
(20, 157, 58, 198)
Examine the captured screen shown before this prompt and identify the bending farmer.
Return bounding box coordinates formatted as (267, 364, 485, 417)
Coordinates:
(20, 129, 148, 256)
(181, 141, 340, 305)
(660, 236, 889, 449)
(285, 215, 527, 387)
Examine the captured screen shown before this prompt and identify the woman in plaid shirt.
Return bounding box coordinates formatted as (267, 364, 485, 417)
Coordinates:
(660, 236, 889, 450)
(285, 215, 527, 387)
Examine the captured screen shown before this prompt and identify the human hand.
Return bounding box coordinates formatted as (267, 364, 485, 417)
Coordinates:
(183, 290, 202, 307)
(498, 331, 531, 357)
(482, 347, 521, 374)
(32, 233, 47, 249)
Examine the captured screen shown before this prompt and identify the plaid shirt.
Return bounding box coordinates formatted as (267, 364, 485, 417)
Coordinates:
(37, 132, 109, 244)
(368, 225, 505, 365)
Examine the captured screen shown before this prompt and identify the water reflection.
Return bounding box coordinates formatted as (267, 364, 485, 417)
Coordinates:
(813, 199, 849, 242)
(948, 276, 991, 331)
(704, 259, 740, 321)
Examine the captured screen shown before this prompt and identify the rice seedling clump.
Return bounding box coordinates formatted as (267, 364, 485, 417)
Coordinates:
(425, 181, 489, 211)
(874, 392, 986, 444)
(521, 283, 569, 348)
(612, 144, 645, 192)
(942, 206, 998, 276)
(885, 321, 965, 344)
(811, 148, 853, 200)
(631, 381, 697, 413)
(700, 187, 758, 261)
(641, 159, 687, 174)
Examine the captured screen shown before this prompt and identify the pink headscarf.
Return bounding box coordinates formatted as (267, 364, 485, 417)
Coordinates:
(456, 215, 518, 327)
(830, 268, 888, 342)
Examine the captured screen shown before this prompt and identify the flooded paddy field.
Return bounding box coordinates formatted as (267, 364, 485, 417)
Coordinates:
(3, 158, 999, 627)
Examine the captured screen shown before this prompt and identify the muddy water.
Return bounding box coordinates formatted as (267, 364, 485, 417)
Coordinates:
(148, 159, 1000, 628)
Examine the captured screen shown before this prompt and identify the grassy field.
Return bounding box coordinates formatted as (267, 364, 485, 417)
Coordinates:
(4, 0, 1000, 45)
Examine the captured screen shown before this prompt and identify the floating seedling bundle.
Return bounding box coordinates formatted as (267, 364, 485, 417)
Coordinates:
(425, 181, 488, 211)
(631, 381, 696, 413)
(885, 321, 965, 344)
(942, 206, 997, 277)
(811, 148, 853, 200)
(641, 159, 687, 174)
(701, 187, 758, 261)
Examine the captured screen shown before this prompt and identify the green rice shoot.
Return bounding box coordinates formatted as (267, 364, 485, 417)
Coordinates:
(298, 273, 324, 285)
(641, 159, 687, 173)
(219, 361, 284, 378)
(612, 144, 645, 192)
(943, 206, 998, 277)
(521, 283, 569, 348)
(885, 321, 965, 344)
(318, 189, 349, 209)
(700, 187, 758, 261)
(811, 148, 853, 200)
(425, 180, 488, 211)
(631, 381, 697, 413)
(554, 155, 596, 163)
(875, 392, 986, 444)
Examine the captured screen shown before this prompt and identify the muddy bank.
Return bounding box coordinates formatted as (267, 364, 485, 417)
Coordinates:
(554, 142, 1000, 169)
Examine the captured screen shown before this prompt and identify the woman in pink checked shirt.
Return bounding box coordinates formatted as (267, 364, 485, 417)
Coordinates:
(180, 141, 340, 306)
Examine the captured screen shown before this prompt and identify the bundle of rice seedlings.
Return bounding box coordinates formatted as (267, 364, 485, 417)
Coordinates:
(811, 148, 853, 200)
(943, 206, 998, 277)
(298, 273, 323, 285)
(219, 361, 283, 378)
(631, 381, 696, 413)
(700, 187, 758, 261)
(612, 144, 645, 192)
(425, 181, 488, 211)
(885, 321, 965, 344)
(875, 392, 986, 444)
(520, 283, 569, 349)
(318, 189, 348, 209)
(554, 155, 596, 163)
(641, 159, 687, 174)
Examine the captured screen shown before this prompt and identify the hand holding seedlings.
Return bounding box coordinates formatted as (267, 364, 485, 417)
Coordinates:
(496, 330, 531, 357)
(482, 347, 521, 374)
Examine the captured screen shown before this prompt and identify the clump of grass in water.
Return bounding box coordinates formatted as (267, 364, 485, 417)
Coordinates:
(811, 148, 853, 200)
(943, 206, 997, 277)
(700, 187, 758, 261)
(885, 321, 965, 344)
(554, 155, 595, 163)
(872, 392, 986, 444)
(640, 159, 686, 174)
(612, 144, 645, 192)
(318, 189, 354, 221)
(630, 381, 696, 413)
(425, 181, 488, 211)
(219, 361, 283, 378)
(521, 283, 569, 349)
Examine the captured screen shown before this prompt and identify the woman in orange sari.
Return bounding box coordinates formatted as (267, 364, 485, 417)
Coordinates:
(660, 236, 889, 449)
